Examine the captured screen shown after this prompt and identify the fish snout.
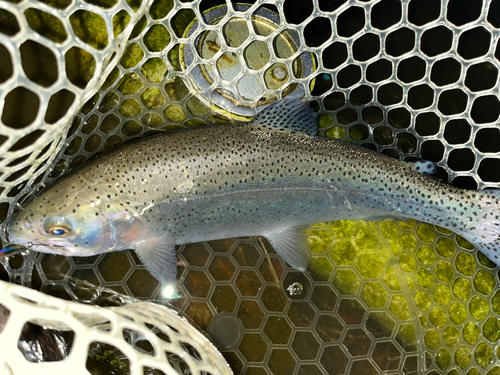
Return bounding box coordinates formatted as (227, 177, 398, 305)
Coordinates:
(6, 216, 34, 245)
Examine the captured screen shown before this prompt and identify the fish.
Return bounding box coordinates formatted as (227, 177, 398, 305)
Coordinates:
(4, 98, 500, 284)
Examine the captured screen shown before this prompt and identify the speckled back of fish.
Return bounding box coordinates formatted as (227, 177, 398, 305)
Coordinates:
(7, 99, 500, 283)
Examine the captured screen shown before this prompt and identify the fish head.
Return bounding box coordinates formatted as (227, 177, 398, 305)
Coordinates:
(6, 174, 144, 257)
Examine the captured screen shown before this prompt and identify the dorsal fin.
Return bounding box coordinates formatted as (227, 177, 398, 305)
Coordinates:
(248, 97, 319, 137)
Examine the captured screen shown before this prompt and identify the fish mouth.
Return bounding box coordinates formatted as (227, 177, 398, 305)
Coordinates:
(28, 242, 68, 254)
(2, 235, 67, 255)
(0, 244, 25, 256)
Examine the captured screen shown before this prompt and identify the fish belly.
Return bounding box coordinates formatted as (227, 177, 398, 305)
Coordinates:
(154, 187, 390, 244)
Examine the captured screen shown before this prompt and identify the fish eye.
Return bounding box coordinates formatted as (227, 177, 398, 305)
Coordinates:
(44, 217, 72, 236)
(49, 226, 70, 236)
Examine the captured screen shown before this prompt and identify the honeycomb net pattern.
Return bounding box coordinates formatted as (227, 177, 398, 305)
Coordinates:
(0, 279, 232, 374)
(1, 0, 500, 374)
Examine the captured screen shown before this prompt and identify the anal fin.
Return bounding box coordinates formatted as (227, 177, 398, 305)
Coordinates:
(134, 232, 177, 284)
(265, 226, 310, 271)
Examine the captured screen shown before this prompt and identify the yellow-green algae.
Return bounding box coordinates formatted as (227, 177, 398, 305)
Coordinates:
(382, 267, 401, 291)
(330, 241, 356, 265)
(99, 92, 120, 113)
(429, 306, 447, 327)
(140, 87, 166, 110)
(433, 284, 451, 306)
(444, 325, 460, 347)
(307, 257, 333, 282)
(143, 25, 171, 52)
(141, 58, 168, 83)
(478, 252, 497, 268)
(326, 126, 345, 139)
(416, 223, 436, 243)
(417, 267, 434, 289)
(414, 290, 431, 310)
(150, 0, 174, 19)
(456, 252, 476, 275)
(436, 237, 456, 258)
(417, 245, 436, 265)
(318, 113, 333, 128)
(436, 260, 454, 282)
(474, 270, 496, 295)
(453, 277, 472, 301)
(112, 10, 130, 38)
(24, 8, 68, 43)
(425, 329, 440, 350)
(399, 253, 416, 272)
(449, 301, 467, 325)
(306, 218, 500, 373)
(470, 296, 489, 321)
(436, 347, 452, 370)
(65, 47, 96, 89)
(483, 317, 500, 342)
(117, 73, 143, 95)
(163, 105, 187, 122)
(141, 113, 164, 128)
(360, 281, 388, 308)
(120, 43, 144, 69)
(330, 220, 359, 238)
(348, 124, 366, 141)
(122, 120, 142, 136)
(102, 67, 120, 91)
(129, 15, 148, 39)
(170, 9, 196, 38)
(307, 229, 332, 254)
(400, 232, 417, 252)
(70, 10, 109, 50)
(389, 295, 411, 320)
(118, 98, 142, 117)
(332, 269, 360, 295)
(100, 114, 120, 134)
(476, 342, 494, 368)
(493, 290, 500, 314)
(186, 96, 210, 117)
(356, 253, 385, 278)
(455, 345, 472, 369)
(463, 322, 480, 345)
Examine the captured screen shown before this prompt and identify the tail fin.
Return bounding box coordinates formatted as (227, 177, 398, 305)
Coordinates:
(461, 189, 500, 267)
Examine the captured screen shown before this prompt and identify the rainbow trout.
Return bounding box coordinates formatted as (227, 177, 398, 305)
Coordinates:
(5, 99, 500, 283)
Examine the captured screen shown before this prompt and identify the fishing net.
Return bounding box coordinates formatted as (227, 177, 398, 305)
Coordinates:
(1, 0, 500, 374)
(0, 279, 232, 374)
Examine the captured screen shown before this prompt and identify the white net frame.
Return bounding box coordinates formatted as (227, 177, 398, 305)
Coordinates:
(0, 279, 232, 374)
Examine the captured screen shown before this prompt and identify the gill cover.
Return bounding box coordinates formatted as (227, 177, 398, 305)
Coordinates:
(6, 180, 147, 257)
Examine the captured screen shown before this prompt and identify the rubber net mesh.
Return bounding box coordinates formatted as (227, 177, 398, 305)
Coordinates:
(0, 279, 232, 374)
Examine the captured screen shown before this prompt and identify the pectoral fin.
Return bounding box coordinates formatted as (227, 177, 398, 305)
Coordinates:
(265, 226, 310, 271)
(134, 232, 177, 283)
